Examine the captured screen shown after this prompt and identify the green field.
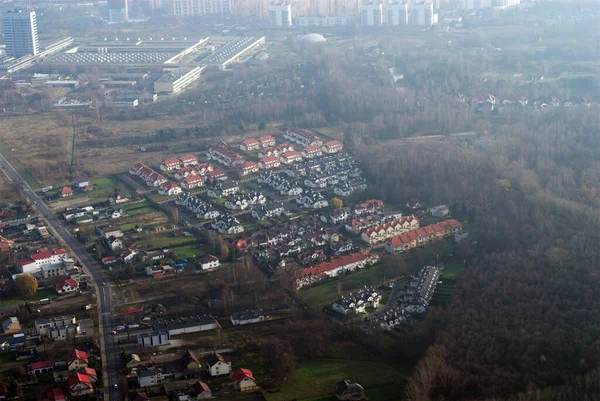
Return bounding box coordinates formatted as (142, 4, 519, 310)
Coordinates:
(171, 244, 206, 259)
(45, 176, 132, 204)
(300, 256, 418, 306)
(265, 358, 407, 401)
(122, 200, 159, 216)
(441, 262, 465, 279)
(0, 288, 57, 307)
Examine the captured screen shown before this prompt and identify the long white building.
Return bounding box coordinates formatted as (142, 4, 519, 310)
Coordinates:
(2, 9, 40, 58)
(172, 0, 233, 16)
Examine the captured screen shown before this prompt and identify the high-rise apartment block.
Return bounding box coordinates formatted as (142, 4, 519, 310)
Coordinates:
(412, 2, 435, 26)
(171, 0, 232, 17)
(2, 9, 40, 58)
(361, 2, 383, 26)
(386, 2, 409, 25)
(270, 3, 292, 27)
(108, 0, 129, 23)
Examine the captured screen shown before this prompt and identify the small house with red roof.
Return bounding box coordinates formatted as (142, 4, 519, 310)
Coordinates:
(258, 135, 276, 147)
(237, 161, 260, 177)
(258, 156, 280, 169)
(59, 186, 73, 198)
(56, 278, 78, 295)
(301, 145, 323, 159)
(179, 154, 198, 167)
(231, 368, 258, 392)
(78, 367, 97, 383)
(67, 349, 88, 371)
(322, 140, 344, 154)
(68, 373, 93, 396)
(284, 128, 323, 147)
(280, 150, 302, 165)
(181, 176, 205, 190)
(27, 360, 55, 375)
(160, 158, 181, 171)
(102, 256, 118, 266)
(240, 138, 261, 151)
(159, 181, 184, 195)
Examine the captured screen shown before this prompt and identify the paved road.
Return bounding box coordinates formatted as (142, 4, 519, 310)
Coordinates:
(0, 152, 122, 401)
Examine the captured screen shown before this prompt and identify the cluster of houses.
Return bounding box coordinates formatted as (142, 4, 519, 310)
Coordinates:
(175, 192, 221, 220)
(384, 219, 463, 253)
(251, 202, 285, 220)
(130, 163, 168, 188)
(128, 350, 258, 395)
(25, 349, 98, 398)
(360, 215, 421, 244)
(224, 191, 266, 211)
(297, 189, 328, 209)
(465, 93, 592, 113)
(35, 315, 80, 341)
(332, 288, 381, 315)
(211, 214, 244, 235)
(159, 154, 199, 171)
(207, 181, 240, 198)
(295, 251, 380, 289)
(0, 317, 26, 351)
(258, 172, 303, 196)
(58, 175, 93, 198)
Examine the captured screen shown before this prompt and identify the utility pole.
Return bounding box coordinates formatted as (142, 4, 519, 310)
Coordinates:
(70, 113, 78, 168)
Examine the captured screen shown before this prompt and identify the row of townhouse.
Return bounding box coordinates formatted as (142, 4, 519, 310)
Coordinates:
(207, 181, 240, 198)
(130, 162, 168, 187)
(361, 215, 420, 244)
(258, 143, 295, 159)
(284, 128, 323, 147)
(158, 182, 184, 196)
(239, 135, 277, 151)
(208, 145, 244, 167)
(257, 150, 304, 168)
(236, 161, 260, 176)
(332, 288, 381, 315)
(257, 172, 303, 196)
(320, 201, 385, 225)
(174, 163, 215, 180)
(175, 192, 221, 220)
(295, 251, 380, 289)
(251, 202, 285, 219)
(345, 211, 405, 234)
(35, 315, 80, 340)
(234, 220, 325, 251)
(384, 220, 463, 253)
(224, 192, 266, 211)
(297, 189, 328, 209)
(159, 154, 199, 171)
(333, 177, 368, 196)
(211, 214, 244, 235)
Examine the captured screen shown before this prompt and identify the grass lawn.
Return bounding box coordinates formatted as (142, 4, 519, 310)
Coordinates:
(265, 358, 406, 401)
(123, 200, 159, 216)
(171, 244, 206, 259)
(300, 255, 418, 307)
(442, 262, 465, 279)
(0, 288, 57, 307)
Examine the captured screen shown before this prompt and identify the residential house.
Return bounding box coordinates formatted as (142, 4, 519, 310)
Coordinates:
(295, 251, 380, 289)
(360, 215, 420, 245)
(137, 331, 170, 347)
(160, 158, 181, 171)
(237, 161, 260, 176)
(330, 241, 354, 256)
(332, 289, 381, 315)
(280, 150, 303, 164)
(74, 175, 90, 189)
(259, 135, 276, 147)
(448, 219, 463, 233)
(322, 140, 344, 154)
(179, 154, 198, 167)
(297, 190, 328, 209)
(207, 146, 244, 166)
(258, 156, 281, 169)
(205, 168, 228, 182)
(97, 225, 123, 239)
(205, 353, 231, 377)
(55, 279, 78, 295)
(230, 310, 264, 326)
(301, 145, 323, 159)
(188, 381, 212, 400)
(35, 316, 77, 337)
(130, 162, 168, 187)
(102, 256, 118, 266)
(211, 214, 244, 235)
(159, 181, 184, 195)
(67, 349, 88, 371)
(335, 380, 366, 401)
(108, 236, 123, 251)
(231, 368, 258, 392)
(251, 203, 285, 219)
(137, 368, 164, 388)
(284, 128, 323, 147)
(121, 249, 139, 263)
(207, 181, 239, 198)
(78, 367, 97, 384)
(59, 187, 73, 198)
(2, 317, 21, 335)
(321, 207, 350, 225)
(240, 138, 261, 151)
(182, 350, 203, 371)
(181, 176, 205, 190)
(354, 199, 384, 216)
(198, 255, 220, 271)
(27, 360, 55, 375)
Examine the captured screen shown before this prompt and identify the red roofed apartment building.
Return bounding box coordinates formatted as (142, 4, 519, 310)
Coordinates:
(295, 251, 380, 289)
(360, 216, 420, 244)
(279, 150, 303, 164)
(258, 156, 281, 169)
(284, 128, 323, 147)
(385, 220, 463, 253)
(27, 360, 55, 375)
(258, 135, 276, 147)
(301, 145, 323, 159)
(160, 154, 198, 171)
(17, 248, 67, 274)
(237, 161, 260, 176)
(129, 163, 168, 187)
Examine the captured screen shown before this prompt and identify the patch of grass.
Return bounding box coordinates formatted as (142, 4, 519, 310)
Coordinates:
(123, 200, 159, 216)
(0, 288, 57, 307)
(171, 244, 206, 259)
(441, 262, 464, 279)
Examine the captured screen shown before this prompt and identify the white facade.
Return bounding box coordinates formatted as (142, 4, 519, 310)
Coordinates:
(295, 16, 351, 27)
(270, 3, 292, 27)
(2, 9, 40, 58)
(172, 0, 233, 16)
(386, 2, 408, 25)
(412, 3, 435, 26)
(154, 66, 205, 94)
(361, 3, 383, 26)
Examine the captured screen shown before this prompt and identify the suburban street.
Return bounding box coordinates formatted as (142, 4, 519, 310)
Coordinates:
(0, 151, 122, 401)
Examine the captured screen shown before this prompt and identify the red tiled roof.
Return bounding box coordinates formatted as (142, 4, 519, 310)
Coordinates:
(68, 373, 92, 389)
(282, 150, 301, 160)
(415, 228, 427, 238)
(231, 368, 255, 382)
(288, 128, 319, 141)
(162, 158, 179, 166)
(56, 278, 78, 292)
(432, 223, 443, 233)
(31, 249, 66, 261)
(296, 251, 375, 278)
(259, 135, 276, 143)
(29, 360, 54, 371)
(262, 156, 279, 164)
(183, 176, 204, 184)
(179, 154, 198, 162)
(304, 145, 321, 153)
(324, 139, 343, 148)
(407, 231, 418, 240)
(439, 221, 451, 230)
(242, 138, 261, 146)
(424, 226, 435, 235)
(242, 161, 259, 169)
(68, 349, 88, 364)
(102, 256, 118, 264)
(80, 367, 96, 377)
(60, 186, 73, 196)
(448, 219, 463, 229)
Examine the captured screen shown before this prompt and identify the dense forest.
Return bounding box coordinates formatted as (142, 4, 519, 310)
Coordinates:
(353, 107, 599, 399)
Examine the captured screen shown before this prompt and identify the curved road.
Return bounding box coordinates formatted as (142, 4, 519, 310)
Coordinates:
(0, 152, 121, 401)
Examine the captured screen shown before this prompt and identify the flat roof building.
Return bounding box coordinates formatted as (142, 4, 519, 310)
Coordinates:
(154, 65, 205, 94)
(2, 9, 40, 58)
(202, 36, 265, 70)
